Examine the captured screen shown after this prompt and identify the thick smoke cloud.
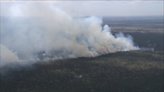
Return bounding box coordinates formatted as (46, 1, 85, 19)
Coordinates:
(0, 3, 139, 68)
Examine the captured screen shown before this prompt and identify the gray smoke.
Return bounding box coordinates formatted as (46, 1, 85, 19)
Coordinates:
(0, 3, 139, 68)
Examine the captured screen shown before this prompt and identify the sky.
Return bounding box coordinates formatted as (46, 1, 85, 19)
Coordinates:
(0, 1, 163, 17)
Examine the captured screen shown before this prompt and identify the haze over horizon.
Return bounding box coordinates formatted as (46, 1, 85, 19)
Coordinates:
(1, 1, 163, 17)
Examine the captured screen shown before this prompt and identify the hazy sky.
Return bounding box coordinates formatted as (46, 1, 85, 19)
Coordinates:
(1, 1, 163, 17)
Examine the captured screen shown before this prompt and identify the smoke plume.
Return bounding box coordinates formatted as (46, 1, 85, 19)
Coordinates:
(0, 3, 139, 68)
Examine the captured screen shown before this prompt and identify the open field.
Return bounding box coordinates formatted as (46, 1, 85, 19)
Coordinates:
(103, 16, 163, 33)
(1, 16, 163, 92)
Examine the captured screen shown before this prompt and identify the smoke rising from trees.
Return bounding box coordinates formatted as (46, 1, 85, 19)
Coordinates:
(0, 3, 139, 68)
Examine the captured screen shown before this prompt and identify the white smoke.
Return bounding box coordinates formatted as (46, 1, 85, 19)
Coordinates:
(0, 44, 20, 67)
(0, 2, 139, 68)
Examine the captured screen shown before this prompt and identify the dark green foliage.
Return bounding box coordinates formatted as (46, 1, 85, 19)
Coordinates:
(1, 51, 163, 92)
